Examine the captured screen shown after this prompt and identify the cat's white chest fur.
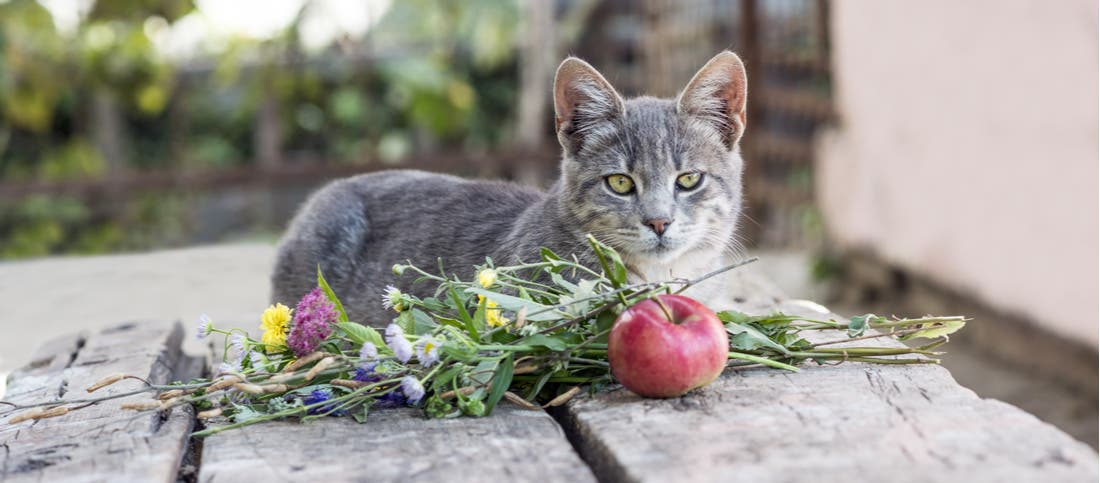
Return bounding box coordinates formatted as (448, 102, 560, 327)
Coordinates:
(625, 247, 735, 310)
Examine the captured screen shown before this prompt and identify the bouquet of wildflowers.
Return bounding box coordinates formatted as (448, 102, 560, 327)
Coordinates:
(3, 236, 965, 434)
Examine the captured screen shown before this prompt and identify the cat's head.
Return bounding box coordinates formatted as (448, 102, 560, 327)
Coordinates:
(552, 51, 748, 267)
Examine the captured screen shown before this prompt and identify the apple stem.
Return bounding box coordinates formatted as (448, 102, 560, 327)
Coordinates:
(651, 296, 675, 323)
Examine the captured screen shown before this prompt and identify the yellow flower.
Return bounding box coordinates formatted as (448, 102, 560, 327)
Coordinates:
(260, 303, 292, 352)
(477, 269, 497, 288)
(478, 295, 510, 328)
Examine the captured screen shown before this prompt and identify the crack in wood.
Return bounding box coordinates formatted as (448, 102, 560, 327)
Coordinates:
(865, 368, 965, 470)
(64, 337, 85, 370)
(547, 405, 626, 483)
(1, 441, 9, 475)
(176, 434, 203, 483)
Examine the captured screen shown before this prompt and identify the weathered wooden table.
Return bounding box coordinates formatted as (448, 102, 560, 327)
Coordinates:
(2, 270, 1096, 483)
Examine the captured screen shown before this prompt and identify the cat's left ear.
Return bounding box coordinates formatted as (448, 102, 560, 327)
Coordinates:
(553, 57, 625, 154)
(677, 51, 748, 150)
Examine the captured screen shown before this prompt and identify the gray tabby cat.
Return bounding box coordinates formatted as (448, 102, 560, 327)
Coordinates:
(272, 51, 748, 326)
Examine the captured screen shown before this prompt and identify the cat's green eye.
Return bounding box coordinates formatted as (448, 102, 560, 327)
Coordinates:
(676, 172, 703, 190)
(606, 174, 635, 194)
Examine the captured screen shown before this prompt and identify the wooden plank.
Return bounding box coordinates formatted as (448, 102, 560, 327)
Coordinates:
(199, 405, 597, 482)
(0, 321, 202, 483)
(556, 269, 1100, 483)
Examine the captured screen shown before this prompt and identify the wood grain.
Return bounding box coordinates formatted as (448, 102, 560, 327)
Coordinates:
(3, 266, 1096, 483)
(1, 321, 202, 483)
(556, 268, 1100, 483)
(199, 405, 596, 482)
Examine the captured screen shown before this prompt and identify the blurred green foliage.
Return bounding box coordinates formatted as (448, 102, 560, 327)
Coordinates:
(0, 0, 522, 259)
(0, 193, 186, 258)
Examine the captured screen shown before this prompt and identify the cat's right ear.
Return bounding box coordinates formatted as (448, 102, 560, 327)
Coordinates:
(553, 57, 625, 154)
(677, 51, 748, 150)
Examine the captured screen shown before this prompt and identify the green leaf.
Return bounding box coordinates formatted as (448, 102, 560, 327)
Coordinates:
(848, 314, 872, 337)
(730, 312, 807, 326)
(465, 287, 561, 321)
(540, 247, 563, 262)
(550, 271, 579, 292)
(484, 354, 514, 415)
(440, 343, 479, 362)
(471, 294, 488, 338)
(588, 310, 617, 344)
(431, 365, 463, 391)
(410, 309, 436, 334)
(900, 318, 967, 340)
(448, 286, 475, 336)
(230, 403, 264, 423)
(586, 234, 627, 287)
(773, 331, 811, 350)
(724, 321, 791, 355)
(425, 395, 456, 419)
(396, 310, 415, 334)
(716, 310, 753, 325)
(419, 297, 449, 312)
(516, 334, 568, 351)
(469, 359, 499, 388)
(337, 322, 386, 350)
(458, 397, 487, 417)
(351, 401, 373, 423)
(317, 266, 349, 324)
(436, 316, 465, 330)
(540, 247, 575, 274)
(525, 371, 553, 400)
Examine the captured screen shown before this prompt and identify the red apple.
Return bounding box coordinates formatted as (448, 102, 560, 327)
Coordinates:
(608, 294, 729, 398)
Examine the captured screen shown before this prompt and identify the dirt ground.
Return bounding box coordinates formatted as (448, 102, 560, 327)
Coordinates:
(1, 243, 1094, 448)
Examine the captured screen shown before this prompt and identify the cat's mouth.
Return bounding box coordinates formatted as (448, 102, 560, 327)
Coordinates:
(636, 236, 690, 260)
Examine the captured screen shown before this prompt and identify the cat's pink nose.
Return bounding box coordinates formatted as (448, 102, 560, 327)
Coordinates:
(645, 218, 673, 236)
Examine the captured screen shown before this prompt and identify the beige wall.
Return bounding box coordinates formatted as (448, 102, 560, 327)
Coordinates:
(817, 1, 1098, 347)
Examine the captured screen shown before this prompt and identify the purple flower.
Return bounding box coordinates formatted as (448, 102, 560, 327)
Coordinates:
(375, 390, 407, 408)
(287, 288, 338, 357)
(303, 388, 344, 416)
(353, 367, 383, 383)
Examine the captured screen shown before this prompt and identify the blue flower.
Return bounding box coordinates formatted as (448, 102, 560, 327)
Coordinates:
(303, 388, 345, 416)
(353, 367, 382, 383)
(375, 390, 407, 408)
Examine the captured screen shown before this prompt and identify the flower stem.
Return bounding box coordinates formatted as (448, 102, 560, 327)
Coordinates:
(728, 352, 800, 371)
